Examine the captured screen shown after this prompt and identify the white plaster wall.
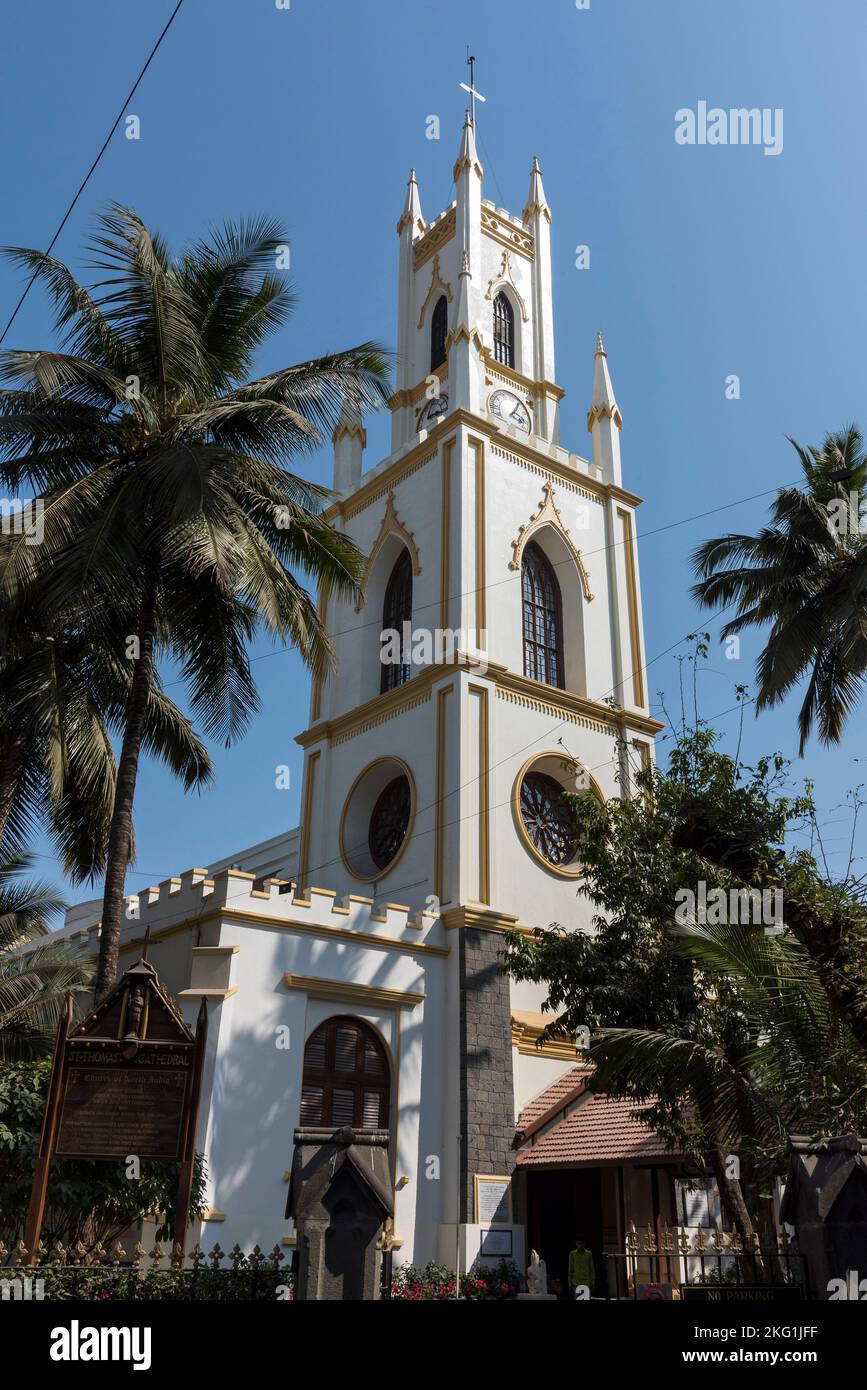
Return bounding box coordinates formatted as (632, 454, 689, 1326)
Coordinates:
(191, 895, 449, 1264)
(513, 1049, 578, 1116)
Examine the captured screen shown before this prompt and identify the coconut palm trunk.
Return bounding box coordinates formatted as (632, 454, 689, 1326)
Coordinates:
(93, 574, 157, 1002)
(708, 1139, 768, 1282)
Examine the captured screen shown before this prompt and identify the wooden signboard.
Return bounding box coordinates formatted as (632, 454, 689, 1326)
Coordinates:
(55, 1046, 192, 1160)
(23, 944, 207, 1261)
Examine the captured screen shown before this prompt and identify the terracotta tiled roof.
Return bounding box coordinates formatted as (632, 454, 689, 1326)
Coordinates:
(515, 1065, 591, 1135)
(515, 1067, 681, 1167)
(517, 1094, 680, 1166)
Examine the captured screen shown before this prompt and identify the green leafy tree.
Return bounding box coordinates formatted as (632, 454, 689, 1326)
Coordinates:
(692, 427, 867, 751)
(0, 208, 390, 1000)
(503, 722, 867, 1260)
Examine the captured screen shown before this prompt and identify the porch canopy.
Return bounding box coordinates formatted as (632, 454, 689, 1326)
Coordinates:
(515, 1064, 681, 1169)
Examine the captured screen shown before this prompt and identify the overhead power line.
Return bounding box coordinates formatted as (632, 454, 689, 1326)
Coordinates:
(0, 0, 186, 346)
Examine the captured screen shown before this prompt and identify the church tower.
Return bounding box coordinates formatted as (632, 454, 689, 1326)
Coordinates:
(292, 87, 662, 1262)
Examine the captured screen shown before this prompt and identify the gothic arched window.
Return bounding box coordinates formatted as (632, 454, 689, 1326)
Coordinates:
(493, 291, 515, 368)
(430, 294, 448, 373)
(522, 540, 564, 688)
(300, 1016, 390, 1130)
(380, 548, 413, 694)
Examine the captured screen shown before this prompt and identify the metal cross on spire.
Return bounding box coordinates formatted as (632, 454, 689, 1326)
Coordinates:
(459, 49, 486, 127)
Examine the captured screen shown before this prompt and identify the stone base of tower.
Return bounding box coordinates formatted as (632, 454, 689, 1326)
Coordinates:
(448, 920, 526, 1276)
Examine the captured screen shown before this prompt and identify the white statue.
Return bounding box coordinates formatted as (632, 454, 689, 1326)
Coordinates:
(526, 1249, 548, 1296)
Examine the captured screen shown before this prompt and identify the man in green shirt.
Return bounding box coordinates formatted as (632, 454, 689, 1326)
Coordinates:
(568, 1236, 595, 1298)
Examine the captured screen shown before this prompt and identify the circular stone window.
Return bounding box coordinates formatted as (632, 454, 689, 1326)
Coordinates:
(340, 757, 415, 882)
(514, 753, 601, 876)
(368, 775, 412, 871)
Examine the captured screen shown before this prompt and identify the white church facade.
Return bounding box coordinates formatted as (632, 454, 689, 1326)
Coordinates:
(55, 112, 701, 1290)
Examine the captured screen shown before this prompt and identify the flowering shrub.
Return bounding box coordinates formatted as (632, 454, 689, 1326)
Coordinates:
(389, 1259, 519, 1301)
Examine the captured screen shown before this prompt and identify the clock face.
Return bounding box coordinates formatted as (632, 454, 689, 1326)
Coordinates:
(489, 388, 531, 433)
(418, 393, 449, 429)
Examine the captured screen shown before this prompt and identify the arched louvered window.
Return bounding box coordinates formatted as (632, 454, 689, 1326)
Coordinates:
(381, 548, 413, 694)
(493, 291, 515, 368)
(430, 294, 448, 373)
(522, 540, 564, 689)
(300, 1017, 390, 1130)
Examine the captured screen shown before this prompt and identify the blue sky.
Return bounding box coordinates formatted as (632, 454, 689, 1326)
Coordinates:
(2, 0, 865, 906)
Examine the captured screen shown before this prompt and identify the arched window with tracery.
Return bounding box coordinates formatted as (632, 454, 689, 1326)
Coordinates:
(430, 294, 448, 373)
(522, 540, 564, 688)
(300, 1016, 390, 1130)
(380, 548, 413, 694)
(493, 291, 515, 368)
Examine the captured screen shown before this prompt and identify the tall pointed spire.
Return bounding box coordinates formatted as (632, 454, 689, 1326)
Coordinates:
(522, 154, 557, 440)
(587, 332, 623, 484)
(396, 168, 425, 237)
(589, 332, 622, 424)
(523, 155, 551, 224)
(453, 111, 484, 183)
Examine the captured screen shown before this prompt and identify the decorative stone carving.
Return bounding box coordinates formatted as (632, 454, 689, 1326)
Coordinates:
(355, 492, 420, 612)
(417, 253, 453, 329)
(508, 482, 593, 601)
(484, 248, 529, 322)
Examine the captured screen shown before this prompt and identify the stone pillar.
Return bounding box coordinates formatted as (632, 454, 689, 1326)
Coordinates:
(458, 926, 516, 1223)
(780, 1134, 867, 1299)
(288, 1126, 393, 1301)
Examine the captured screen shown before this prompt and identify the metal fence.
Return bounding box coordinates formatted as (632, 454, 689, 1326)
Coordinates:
(0, 1239, 290, 1301)
(603, 1224, 807, 1300)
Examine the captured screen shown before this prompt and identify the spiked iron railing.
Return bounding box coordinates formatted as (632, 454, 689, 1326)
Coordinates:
(0, 1240, 290, 1301)
(606, 1223, 807, 1299)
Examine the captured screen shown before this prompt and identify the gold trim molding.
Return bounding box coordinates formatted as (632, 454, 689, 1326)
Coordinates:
(355, 491, 421, 612)
(439, 904, 527, 935)
(484, 248, 529, 321)
(472, 436, 487, 643)
(468, 682, 490, 904)
(512, 751, 605, 880)
(434, 683, 454, 904)
(480, 204, 534, 260)
(282, 973, 425, 1010)
(325, 410, 640, 527)
(508, 482, 593, 601)
(618, 507, 645, 709)
(296, 658, 663, 751)
(414, 207, 456, 271)
(511, 1009, 576, 1060)
(417, 253, 453, 329)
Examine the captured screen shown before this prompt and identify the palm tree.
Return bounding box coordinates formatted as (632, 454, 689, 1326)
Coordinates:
(0, 553, 213, 882)
(588, 920, 867, 1258)
(0, 207, 389, 1000)
(691, 427, 867, 751)
(0, 850, 91, 1060)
